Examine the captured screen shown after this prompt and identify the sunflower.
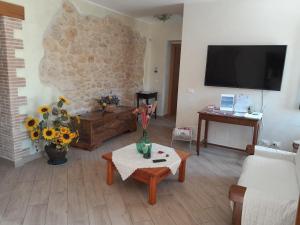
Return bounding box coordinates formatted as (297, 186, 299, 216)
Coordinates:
(30, 130, 40, 141)
(60, 127, 70, 134)
(25, 117, 39, 131)
(37, 105, 50, 114)
(61, 133, 72, 144)
(59, 96, 70, 105)
(54, 131, 60, 138)
(42, 128, 55, 141)
(70, 132, 77, 139)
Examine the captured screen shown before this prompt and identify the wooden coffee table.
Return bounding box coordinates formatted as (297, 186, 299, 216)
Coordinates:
(102, 149, 191, 205)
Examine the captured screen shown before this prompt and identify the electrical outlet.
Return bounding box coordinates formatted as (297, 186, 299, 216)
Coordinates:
(271, 141, 281, 148)
(187, 88, 195, 94)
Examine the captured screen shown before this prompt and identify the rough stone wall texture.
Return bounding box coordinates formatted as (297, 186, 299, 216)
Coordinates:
(0, 16, 28, 162)
(40, 1, 147, 113)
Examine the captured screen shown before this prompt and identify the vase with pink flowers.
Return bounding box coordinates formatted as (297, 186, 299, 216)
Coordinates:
(133, 102, 157, 159)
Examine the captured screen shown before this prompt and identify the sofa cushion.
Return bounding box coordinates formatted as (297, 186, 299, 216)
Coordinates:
(295, 151, 300, 187)
(238, 155, 299, 200)
(255, 145, 296, 163)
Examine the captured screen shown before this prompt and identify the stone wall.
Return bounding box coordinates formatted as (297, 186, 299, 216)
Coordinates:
(0, 16, 28, 162)
(40, 1, 146, 113)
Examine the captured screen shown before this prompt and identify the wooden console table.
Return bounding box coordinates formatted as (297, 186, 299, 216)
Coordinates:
(72, 106, 137, 151)
(196, 108, 261, 155)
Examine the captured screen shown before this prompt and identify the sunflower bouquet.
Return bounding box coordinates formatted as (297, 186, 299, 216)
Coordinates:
(25, 96, 80, 152)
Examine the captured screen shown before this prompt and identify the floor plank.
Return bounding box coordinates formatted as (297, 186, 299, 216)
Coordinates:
(0, 117, 246, 225)
(45, 191, 68, 225)
(145, 202, 176, 225)
(127, 202, 152, 224)
(160, 195, 198, 225)
(88, 205, 111, 225)
(0, 207, 26, 225)
(104, 192, 133, 225)
(67, 179, 89, 225)
(29, 180, 51, 206)
(23, 204, 47, 225)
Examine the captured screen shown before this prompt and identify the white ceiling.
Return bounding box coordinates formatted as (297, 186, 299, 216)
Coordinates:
(88, 0, 189, 18)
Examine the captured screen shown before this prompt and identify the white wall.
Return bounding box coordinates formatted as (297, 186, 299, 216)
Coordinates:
(3, 0, 181, 160)
(177, 0, 300, 150)
(6, 0, 150, 116)
(4, 0, 151, 158)
(144, 16, 183, 115)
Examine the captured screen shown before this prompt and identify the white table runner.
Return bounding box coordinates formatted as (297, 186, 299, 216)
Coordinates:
(112, 143, 181, 180)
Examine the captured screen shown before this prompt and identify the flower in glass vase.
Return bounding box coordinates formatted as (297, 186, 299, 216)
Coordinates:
(133, 102, 157, 159)
(24, 96, 80, 165)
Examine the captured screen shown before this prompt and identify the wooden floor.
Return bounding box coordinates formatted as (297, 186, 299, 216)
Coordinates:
(0, 117, 246, 225)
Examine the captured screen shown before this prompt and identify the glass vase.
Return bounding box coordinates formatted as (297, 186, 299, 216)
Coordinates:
(136, 130, 152, 159)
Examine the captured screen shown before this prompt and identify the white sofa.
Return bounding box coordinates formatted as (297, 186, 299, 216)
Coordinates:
(229, 145, 300, 225)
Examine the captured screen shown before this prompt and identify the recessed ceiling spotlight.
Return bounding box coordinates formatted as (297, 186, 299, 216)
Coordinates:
(153, 14, 172, 22)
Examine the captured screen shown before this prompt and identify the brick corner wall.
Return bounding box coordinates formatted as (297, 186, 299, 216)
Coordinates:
(0, 16, 29, 163)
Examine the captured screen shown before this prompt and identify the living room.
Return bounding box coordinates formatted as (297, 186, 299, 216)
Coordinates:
(0, 0, 299, 225)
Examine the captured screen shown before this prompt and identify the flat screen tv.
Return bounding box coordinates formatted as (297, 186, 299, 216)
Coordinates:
(204, 45, 287, 91)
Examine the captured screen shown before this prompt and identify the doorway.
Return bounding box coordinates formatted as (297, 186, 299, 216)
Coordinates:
(168, 41, 181, 116)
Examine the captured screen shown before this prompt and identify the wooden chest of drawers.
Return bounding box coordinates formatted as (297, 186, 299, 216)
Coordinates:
(72, 106, 137, 151)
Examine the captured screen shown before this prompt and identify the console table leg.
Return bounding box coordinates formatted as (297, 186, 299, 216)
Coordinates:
(246, 144, 255, 155)
(178, 160, 186, 182)
(148, 176, 157, 205)
(256, 123, 260, 144)
(196, 117, 202, 156)
(204, 120, 209, 148)
(252, 123, 259, 146)
(107, 161, 114, 185)
(155, 95, 158, 119)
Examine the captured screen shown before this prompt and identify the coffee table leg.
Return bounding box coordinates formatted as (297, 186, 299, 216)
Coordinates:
(107, 160, 114, 185)
(148, 176, 157, 205)
(178, 160, 186, 182)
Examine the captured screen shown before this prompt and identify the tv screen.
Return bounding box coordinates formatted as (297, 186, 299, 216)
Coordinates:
(204, 45, 287, 91)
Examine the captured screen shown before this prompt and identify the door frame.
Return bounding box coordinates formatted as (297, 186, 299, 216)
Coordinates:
(167, 40, 181, 116)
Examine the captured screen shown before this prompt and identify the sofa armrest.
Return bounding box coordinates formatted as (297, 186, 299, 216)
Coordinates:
(254, 145, 296, 163)
(229, 185, 246, 225)
(229, 184, 246, 203)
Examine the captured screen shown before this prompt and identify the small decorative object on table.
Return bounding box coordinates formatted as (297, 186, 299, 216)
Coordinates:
(220, 94, 235, 111)
(96, 94, 120, 112)
(24, 96, 80, 165)
(133, 102, 157, 159)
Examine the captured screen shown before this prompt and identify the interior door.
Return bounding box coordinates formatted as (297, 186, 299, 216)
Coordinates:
(168, 42, 181, 116)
